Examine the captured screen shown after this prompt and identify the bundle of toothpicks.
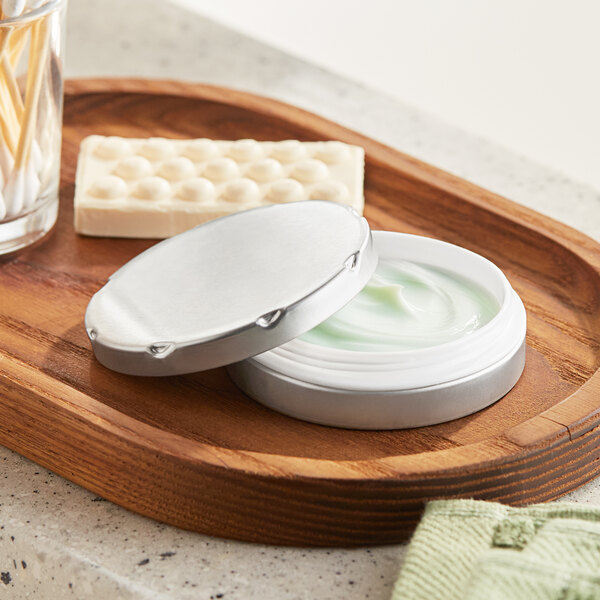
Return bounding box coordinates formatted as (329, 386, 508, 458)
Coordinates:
(0, 0, 51, 220)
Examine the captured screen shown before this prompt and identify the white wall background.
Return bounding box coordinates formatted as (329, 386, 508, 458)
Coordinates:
(170, 0, 600, 191)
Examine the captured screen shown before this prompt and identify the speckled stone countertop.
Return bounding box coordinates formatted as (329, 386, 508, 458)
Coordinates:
(1, 0, 599, 598)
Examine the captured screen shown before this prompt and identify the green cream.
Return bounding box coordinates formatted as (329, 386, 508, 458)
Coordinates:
(300, 259, 500, 352)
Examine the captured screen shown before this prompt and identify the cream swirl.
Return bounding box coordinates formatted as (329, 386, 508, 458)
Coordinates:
(300, 259, 499, 351)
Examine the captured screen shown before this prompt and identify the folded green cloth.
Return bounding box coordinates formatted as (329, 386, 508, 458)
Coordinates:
(392, 499, 600, 600)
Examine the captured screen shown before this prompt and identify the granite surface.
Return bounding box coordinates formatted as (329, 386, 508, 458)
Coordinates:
(1, 0, 599, 598)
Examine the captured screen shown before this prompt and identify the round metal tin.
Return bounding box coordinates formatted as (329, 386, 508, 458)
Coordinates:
(227, 337, 526, 430)
(85, 201, 377, 376)
(227, 231, 527, 429)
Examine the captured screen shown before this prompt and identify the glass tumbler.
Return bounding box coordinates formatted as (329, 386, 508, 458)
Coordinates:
(0, 0, 66, 255)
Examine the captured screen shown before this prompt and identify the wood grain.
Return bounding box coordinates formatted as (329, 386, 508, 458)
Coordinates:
(0, 78, 599, 546)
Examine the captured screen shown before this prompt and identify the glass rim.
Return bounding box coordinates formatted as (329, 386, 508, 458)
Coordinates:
(0, 0, 65, 26)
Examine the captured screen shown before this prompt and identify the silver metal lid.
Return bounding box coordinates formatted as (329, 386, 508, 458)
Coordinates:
(85, 201, 377, 376)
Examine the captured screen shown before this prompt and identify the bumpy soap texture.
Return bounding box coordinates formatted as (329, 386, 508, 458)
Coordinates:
(74, 136, 365, 238)
(300, 259, 499, 351)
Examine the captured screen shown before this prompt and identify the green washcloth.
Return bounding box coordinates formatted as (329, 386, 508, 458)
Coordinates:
(392, 500, 600, 600)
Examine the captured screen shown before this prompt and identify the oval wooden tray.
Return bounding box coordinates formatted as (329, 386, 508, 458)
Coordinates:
(1, 79, 599, 547)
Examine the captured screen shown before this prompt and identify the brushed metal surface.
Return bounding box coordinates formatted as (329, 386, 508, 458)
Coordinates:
(85, 201, 377, 375)
(228, 337, 526, 430)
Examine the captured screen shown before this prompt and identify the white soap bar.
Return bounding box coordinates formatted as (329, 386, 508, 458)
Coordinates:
(74, 136, 365, 239)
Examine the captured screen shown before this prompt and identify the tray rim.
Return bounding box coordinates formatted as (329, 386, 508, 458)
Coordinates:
(10, 77, 600, 483)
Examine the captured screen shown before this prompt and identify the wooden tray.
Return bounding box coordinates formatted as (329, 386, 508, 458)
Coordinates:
(1, 78, 599, 547)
